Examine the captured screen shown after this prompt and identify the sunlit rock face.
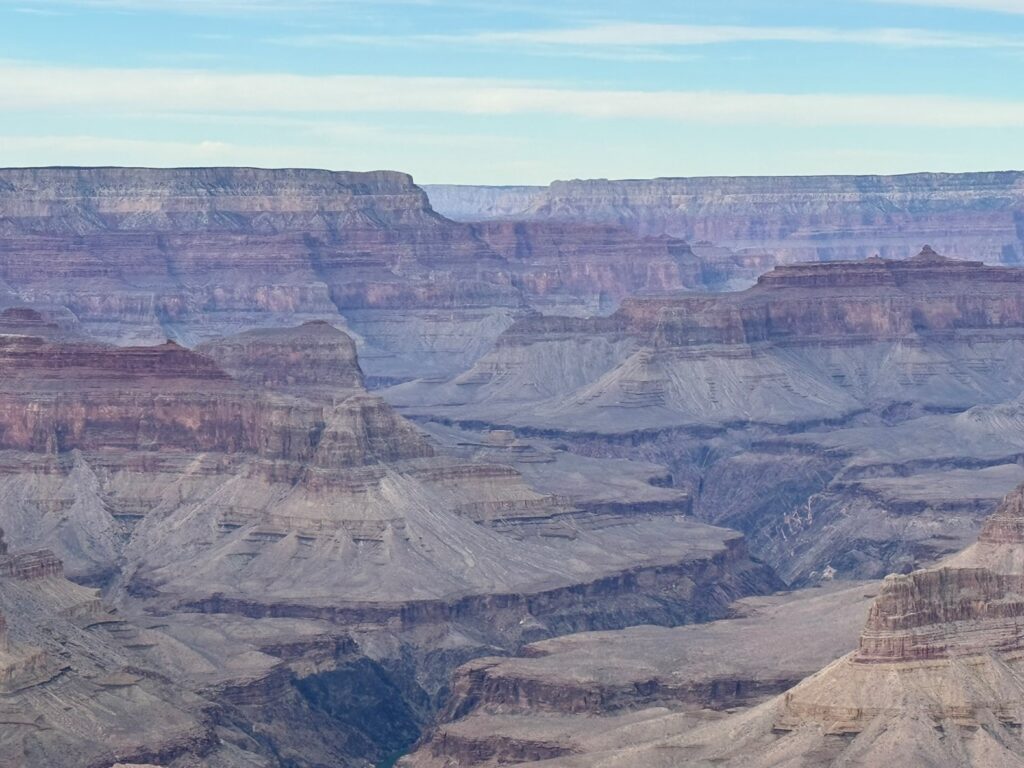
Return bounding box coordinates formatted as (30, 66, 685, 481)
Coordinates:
(768, 482, 1024, 750)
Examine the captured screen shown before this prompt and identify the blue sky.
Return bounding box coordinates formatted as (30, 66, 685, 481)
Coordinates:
(1, 0, 1023, 183)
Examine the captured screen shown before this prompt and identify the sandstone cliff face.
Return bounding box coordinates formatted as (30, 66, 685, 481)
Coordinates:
(759, 482, 1024, 758)
(0, 325, 433, 465)
(617, 247, 1024, 346)
(427, 172, 1024, 265)
(196, 320, 366, 392)
(856, 567, 1024, 662)
(469, 221, 708, 309)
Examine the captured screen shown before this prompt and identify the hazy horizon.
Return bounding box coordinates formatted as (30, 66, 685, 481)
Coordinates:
(2, 0, 1024, 183)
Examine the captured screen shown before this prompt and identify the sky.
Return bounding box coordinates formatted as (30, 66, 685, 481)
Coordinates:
(1, 0, 1024, 183)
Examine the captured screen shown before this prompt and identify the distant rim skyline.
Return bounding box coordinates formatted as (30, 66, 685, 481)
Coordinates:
(3, 165, 1024, 187)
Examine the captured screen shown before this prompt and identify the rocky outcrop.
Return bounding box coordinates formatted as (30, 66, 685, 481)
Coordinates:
(388, 249, 1024, 586)
(426, 172, 1024, 265)
(618, 247, 1024, 346)
(733, 481, 1024, 762)
(469, 221, 708, 308)
(393, 249, 1024, 432)
(847, 486, 1024, 665)
(0, 328, 436, 467)
(856, 567, 1024, 662)
(196, 320, 365, 391)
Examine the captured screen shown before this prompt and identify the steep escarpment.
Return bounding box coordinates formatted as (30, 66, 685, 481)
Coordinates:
(470, 221, 708, 311)
(427, 172, 1024, 265)
(0, 167, 769, 385)
(0, 166, 524, 380)
(620, 247, 1024, 346)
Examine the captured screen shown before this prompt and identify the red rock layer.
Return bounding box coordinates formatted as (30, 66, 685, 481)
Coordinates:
(470, 220, 706, 300)
(617, 248, 1024, 346)
(854, 484, 1024, 663)
(0, 167, 519, 330)
(856, 568, 1024, 662)
(0, 329, 431, 465)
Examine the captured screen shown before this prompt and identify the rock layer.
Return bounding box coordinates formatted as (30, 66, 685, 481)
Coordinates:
(426, 172, 1024, 265)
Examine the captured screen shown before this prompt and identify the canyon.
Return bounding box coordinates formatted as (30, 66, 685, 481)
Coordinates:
(3, 166, 1024, 767)
(0, 310, 779, 767)
(390, 246, 1024, 582)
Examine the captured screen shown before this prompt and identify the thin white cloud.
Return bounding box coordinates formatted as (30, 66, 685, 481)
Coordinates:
(462, 22, 1024, 49)
(873, 0, 1024, 13)
(4, 0, 544, 13)
(3, 61, 1024, 127)
(10, 6, 66, 13)
(273, 22, 1024, 52)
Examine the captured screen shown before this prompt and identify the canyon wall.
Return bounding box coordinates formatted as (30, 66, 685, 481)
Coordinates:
(427, 172, 1024, 265)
